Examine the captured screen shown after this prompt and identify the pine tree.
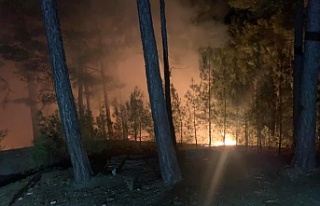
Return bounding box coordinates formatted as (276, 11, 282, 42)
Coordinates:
(171, 84, 186, 147)
(41, 0, 92, 183)
(136, 0, 182, 185)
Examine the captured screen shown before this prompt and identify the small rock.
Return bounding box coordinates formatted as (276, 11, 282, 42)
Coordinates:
(112, 169, 117, 176)
(26, 192, 33, 196)
(18, 197, 23, 201)
(50, 200, 57, 205)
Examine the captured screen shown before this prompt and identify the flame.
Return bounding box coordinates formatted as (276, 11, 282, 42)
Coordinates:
(212, 134, 236, 146)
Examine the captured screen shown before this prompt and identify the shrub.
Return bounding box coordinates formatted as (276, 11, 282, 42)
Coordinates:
(31, 111, 67, 166)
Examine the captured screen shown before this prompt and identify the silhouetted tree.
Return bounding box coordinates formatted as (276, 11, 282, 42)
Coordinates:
(160, 0, 177, 149)
(136, 0, 182, 185)
(171, 84, 186, 147)
(0, 3, 49, 141)
(41, 0, 92, 183)
(293, 0, 320, 172)
(292, 0, 304, 151)
(184, 78, 199, 146)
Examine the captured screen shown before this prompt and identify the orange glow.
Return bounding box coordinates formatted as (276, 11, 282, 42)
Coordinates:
(212, 134, 236, 146)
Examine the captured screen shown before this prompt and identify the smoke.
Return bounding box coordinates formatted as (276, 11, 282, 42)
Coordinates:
(64, 0, 230, 101)
(0, 0, 230, 149)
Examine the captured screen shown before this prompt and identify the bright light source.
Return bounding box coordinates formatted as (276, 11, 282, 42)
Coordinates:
(212, 134, 236, 146)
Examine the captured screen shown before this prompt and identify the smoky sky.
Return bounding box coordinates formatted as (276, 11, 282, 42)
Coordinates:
(0, 0, 229, 149)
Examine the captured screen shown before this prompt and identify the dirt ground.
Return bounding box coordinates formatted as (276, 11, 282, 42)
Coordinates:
(1, 147, 320, 206)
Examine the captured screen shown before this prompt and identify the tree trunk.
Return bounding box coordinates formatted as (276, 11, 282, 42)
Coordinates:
(180, 118, 183, 147)
(193, 106, 198, 147)
(317, 82, 320, 151)
(84, 82, 91, 111)
(278, 61, 283, 155)
(160, 0, 177, 150)
(27, 75, 40, 140)
(134, 121, 138, 141)
(253, 78, 261, 151)
(293, 0, 320, 172)
(208, 54, 212, 148)
(293, 0, 304, 151)
(95, 20, 113, 138)
(139, 121, 142, 148)
(41, 0, 92, 183)
(78, 64, 84, 125)
(223, 87, 227, 146)
(191, 78, 198, 147)
(121, 106, 128, 140)
(235, 107, 239, 146)
(136, 0, 182, 185)
(101, 66, 113, 138)
(245, 120, 248, 152)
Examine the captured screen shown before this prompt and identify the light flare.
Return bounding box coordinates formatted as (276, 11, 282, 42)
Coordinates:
(212, 134, 236, 146)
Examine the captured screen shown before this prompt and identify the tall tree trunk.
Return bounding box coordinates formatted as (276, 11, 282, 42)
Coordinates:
(245, 119, 248, 152)
(223, 87, 227, 146)
(193, 106, 198, 147)
(208, 54, 212, 148)
(134, 121, 138, 141)
(27, 75, 40, 140)
(191, 78, 198, 147)
(180, 117, 183, 147)
(84, 83, 91, 111)
(137, 0, 182, 185)
(41, 0, 92, 183)
(317, 81, 320, 151)
(101, 66, 113, 138)
(121, 106, 128, 140)
(254, 45, 262, 152)
(160, 0, 177, 150)
(95, 19, 113, 138)
(139, 121, 142, 148)
(293, 0, 304, 151)
(253, 78, 260, 151)
(235, 107, 239, 146)
(278, 61, 283, 155)
(78, 64, 84, 126)
(293, 0, 320, 172)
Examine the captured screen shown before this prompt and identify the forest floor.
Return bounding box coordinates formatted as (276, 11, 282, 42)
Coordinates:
(1, 145, 320, 206)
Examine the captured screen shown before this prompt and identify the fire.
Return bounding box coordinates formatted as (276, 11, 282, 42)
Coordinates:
(212, 134, 236, 146)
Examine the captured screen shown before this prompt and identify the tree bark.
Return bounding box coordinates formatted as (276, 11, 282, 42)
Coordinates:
(160, 0, 177, 150)
(293, 0, 304, 151)
(41, 0, 92, 183)
(137, 0, 182, 185)
(293, 0, 320, 172)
